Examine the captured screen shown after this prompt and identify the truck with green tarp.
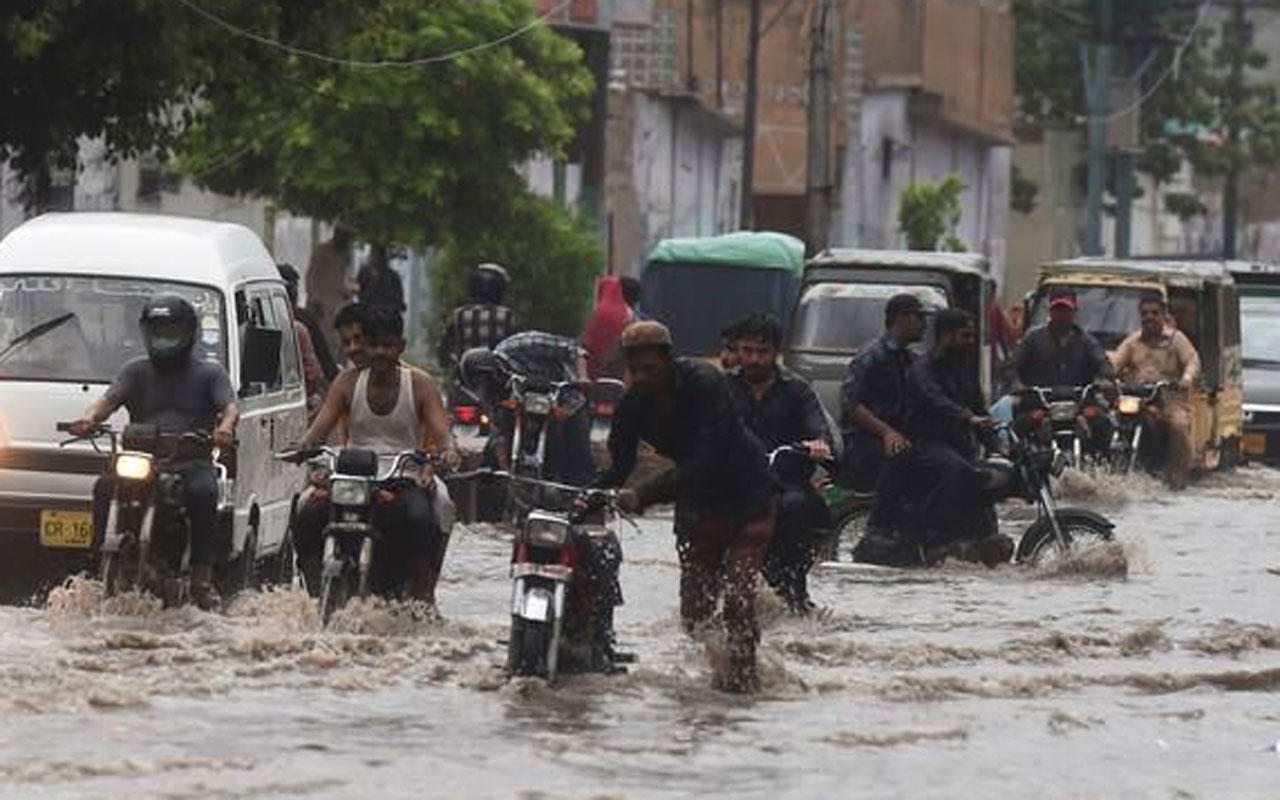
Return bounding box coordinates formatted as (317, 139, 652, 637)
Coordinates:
(639, 231, 805, 357)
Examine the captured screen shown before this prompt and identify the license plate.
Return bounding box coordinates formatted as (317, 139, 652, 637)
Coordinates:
(1244, 433, 1268, 456)
(39, 509, 93, 549)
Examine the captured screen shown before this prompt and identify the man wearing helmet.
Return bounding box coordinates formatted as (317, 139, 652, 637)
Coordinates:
(440, 263, 517, 367)
(70, 295, 239, 610)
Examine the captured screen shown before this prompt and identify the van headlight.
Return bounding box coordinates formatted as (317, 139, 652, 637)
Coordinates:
(523, 514, 570, 547)
(1118, 395, 1142, 415)
(114, 452, 154, 481)
(330, 477, 370, 506)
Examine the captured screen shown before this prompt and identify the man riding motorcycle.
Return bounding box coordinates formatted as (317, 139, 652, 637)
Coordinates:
(598, 321, 777, 693)
(838, 293, 925, 493)
(855, 310, 1013, 567)
(440, 263, 517, 369)
(1111, 293, 1201, 489)
(70, 295, 239, 610)
(1009, 290, 1114, 456)
(726, 313, 833, 613)
(461, 330, 595, 486)
(293, 307, 459, 605)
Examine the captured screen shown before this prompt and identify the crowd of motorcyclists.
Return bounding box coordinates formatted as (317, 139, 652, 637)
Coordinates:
(65, 259, 1202, 693)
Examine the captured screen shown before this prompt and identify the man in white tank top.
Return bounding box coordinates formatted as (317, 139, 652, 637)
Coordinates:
(294, 308, 459, 604)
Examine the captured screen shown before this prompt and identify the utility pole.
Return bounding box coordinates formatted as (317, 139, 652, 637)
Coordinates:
(1085, 0, 1114, 256)
(1223, 0, 1246, 258)
(739, 0, 762, 230)
(804, 0, 836, 256)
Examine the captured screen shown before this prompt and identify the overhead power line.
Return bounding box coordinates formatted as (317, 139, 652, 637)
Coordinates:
(1092, 0, 1211, 123)
(172, 0, 575, 69)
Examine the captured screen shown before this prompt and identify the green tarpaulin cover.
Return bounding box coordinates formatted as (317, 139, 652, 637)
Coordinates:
(645, 231, 805, 274)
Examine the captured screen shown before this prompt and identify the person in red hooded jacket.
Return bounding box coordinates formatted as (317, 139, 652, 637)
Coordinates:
(582, 275, 635, 380)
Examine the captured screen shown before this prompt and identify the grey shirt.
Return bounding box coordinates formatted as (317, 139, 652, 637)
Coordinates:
(105, 357, 235, 434)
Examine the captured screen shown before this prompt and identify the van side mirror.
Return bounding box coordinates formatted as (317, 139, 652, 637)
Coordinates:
(240, 326, 282, 393)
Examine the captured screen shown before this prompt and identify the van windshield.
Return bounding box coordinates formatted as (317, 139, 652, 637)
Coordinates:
(788, 282, 948, 354)
(0, 275, 226, 383)
(1241, 294, 1280, 368)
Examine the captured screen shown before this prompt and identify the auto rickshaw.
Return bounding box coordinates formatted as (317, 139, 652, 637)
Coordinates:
(1029, 257, 1244, 471)
(784, 248, 991, 417)
(640, 231, 804, 358)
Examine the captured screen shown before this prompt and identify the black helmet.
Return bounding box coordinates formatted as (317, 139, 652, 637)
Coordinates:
(468, 262, 510, 304)
(140, 294, 197, 369)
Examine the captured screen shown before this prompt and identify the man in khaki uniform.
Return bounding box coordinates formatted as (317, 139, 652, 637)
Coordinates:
(1112, 293, 1201, 488)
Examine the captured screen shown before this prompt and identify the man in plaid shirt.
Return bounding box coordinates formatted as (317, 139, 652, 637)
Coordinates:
(441, 263, 516, 366)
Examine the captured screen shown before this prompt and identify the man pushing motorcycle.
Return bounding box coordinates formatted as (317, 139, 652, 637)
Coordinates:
(292, 307, 459, 605)
(598, 321, 776, 693)
(69, 295, 239, 611)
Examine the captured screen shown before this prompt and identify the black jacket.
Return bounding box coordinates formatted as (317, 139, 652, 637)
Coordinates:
(1014, 324, 1111, 389)
(598, 359, 774, 523)
(839, 332, 913, 447)
(727, 367, 833, 451)
(906, 351, 987, 460)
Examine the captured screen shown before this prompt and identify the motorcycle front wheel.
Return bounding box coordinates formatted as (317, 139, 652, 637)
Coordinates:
(319, 562, 356, 626)
(99, 534, 140, 598)
(1015, 509, 1115, 567)
(825, 508, 869, 562)
(507, 617, 555, 679)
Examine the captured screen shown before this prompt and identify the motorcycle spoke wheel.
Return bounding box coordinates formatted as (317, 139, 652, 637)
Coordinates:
(508, 617, 554, 679)
(1020, 518, 1114, 568)
(830, 511, 869, 562)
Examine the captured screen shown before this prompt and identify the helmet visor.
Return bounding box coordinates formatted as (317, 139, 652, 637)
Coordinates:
(145, 319, 192, 356)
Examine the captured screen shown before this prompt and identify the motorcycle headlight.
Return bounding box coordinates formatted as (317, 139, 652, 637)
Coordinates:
(523, 512, 570, 547)
(1118, 396, 1142, 415)
(523, 393, 553, 416)
(1049, 401, 1077, 422)
(330, 477, 370, 506)
(114, 452, 154, 481)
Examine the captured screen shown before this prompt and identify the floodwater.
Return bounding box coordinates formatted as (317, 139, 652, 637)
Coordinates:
(3, 468, 1280, 799)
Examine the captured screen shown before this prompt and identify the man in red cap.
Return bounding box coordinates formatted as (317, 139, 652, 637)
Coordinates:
(1013, 290, 1112, 389)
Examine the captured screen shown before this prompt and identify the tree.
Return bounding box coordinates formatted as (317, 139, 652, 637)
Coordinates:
(0, 0, 375, 211)
(178, 0, 595, 249)
(433, 192, 603, 337)
(899, 175, 967, 252)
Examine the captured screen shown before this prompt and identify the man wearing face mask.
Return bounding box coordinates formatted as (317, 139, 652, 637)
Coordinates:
(597, 321, 776, 693)
(70, 295, 239, 610)
(726, 313, 833, 613)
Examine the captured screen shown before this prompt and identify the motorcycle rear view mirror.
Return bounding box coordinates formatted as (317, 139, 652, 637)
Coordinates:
(239, 326, 282, 395)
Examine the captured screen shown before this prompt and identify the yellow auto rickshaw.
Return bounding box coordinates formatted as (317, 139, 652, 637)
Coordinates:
(1028, 257, 1244, 471)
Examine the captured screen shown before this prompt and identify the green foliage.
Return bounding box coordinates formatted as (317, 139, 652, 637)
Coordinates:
(178, 0, 595, 249)
(0, 0, 202, 209)
(899, 175, 967, 251)
(434, 192, 603, 337)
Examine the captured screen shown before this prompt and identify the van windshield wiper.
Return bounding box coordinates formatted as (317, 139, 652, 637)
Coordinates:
(0, 313, 76, 364)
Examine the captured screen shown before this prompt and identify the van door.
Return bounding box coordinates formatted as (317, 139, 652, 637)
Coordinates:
(232, 283, 304, 561)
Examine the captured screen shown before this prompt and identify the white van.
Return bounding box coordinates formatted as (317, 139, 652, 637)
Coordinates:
(0, 213, 307, 592)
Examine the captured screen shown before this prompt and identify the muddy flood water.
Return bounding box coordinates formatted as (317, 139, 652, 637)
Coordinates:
(2, 468, 1280, 799)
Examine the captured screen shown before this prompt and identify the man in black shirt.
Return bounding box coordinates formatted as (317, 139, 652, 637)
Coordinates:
(855, 310, 1011, 567)
(598, 321, 775, 693)
(1014, 291, 1111, 388)
(727, 314, 832, 612)
(838, 294, 926, 491)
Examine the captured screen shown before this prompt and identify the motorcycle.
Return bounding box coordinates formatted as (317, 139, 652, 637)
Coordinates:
(1110, 381, 1170, 475)
(841, 390, 1116, 567)
(1033, 384, 1114, 470)
(501, 474, 625, 680)
(448, 379, 490, 439)
(277, 446, 441, 625)
(58, 422, 227, 604)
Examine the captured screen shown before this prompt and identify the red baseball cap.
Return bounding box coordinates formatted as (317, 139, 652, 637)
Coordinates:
(1049, 292, 1078, 310)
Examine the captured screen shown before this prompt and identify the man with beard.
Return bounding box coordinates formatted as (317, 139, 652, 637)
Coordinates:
(597, 321, 776, 693)
(856, 309, 1012, 567)
(726, 313, 833, 612)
